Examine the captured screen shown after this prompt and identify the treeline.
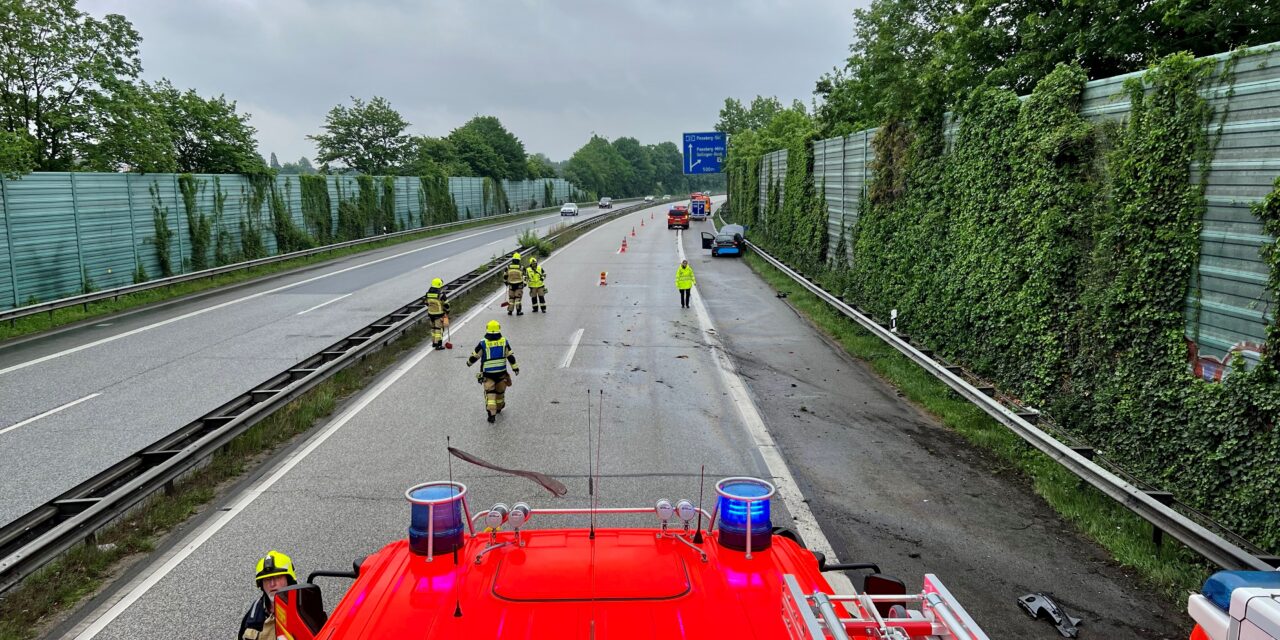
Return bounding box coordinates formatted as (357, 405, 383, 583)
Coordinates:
(0, 0, 265, 177)
(0, 0, 572, 190)
(811, 0, 1280, 137)
(718, 1, 1280, 560)
(563, 135, 723, 200)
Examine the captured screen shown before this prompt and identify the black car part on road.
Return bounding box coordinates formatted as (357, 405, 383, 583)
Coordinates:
(0, 199, 659, 597)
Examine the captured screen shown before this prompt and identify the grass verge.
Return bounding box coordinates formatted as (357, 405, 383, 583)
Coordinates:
(740, 250, 1209, 602)
(0, 277, 502, 640)
(0, 209, 555, 344)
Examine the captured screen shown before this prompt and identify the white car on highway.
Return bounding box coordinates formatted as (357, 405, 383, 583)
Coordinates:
(644, 195, 654, 202)
(560, 202, 579, 216)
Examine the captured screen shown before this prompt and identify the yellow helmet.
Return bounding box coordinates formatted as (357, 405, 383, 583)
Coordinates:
(512, 251, 522, 260)
(431, 278, 443, 288)
(486, 320, 501, 333)
(255, 550, 297, 585)
(528, 257, 537, 265)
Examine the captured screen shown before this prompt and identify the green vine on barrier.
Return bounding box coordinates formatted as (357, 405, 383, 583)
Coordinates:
(418, 171, 457, 226)
(731, 51, 1280, 553)
(211, 177, 233, 267)
(379, 176, 397, 233)
(270, 177, 314, 253)
(299, 174, 332, 244)
(178, 174, 213, 271)
(240, 178, 268, 260)
(147, 182, 174, 277)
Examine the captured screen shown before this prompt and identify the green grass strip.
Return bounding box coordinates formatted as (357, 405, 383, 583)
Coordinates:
(741, 251, 1209, 602)
(0, 209, 553, 343)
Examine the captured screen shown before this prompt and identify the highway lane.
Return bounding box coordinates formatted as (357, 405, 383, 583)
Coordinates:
(0, 204, 615, 526)
(64, 200, 801, 639)
(60, 199, 1182, 638)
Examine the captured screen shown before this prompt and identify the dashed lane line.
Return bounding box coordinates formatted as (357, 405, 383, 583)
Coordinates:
(0, 393, 102, 437)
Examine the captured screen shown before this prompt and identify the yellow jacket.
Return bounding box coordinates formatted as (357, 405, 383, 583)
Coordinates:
(676, 265, 696, 290)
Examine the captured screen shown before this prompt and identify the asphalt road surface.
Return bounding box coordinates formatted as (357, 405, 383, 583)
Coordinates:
(0, 204, 614, 527)
(60, 199, 1185, 639)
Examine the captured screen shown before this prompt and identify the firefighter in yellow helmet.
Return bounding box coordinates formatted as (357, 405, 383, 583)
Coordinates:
(466, 319, 520, 423)
(239, 550, 297, 639)
(504, 258, 525, 316)
(525, 257, 547, 313)
(424, 277, 450, 350)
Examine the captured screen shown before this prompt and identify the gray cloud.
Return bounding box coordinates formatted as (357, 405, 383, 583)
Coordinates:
(82, 0, 863, 162)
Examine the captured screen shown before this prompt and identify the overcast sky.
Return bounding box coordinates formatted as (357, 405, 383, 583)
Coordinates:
(82, 0, 863, 163)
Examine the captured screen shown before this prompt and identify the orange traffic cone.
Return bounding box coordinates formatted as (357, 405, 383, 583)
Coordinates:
(640, 219, 645, 227)
(620, 237, 628, 253)
(631, 227, 636, 237)
(599, 271, 608, 286)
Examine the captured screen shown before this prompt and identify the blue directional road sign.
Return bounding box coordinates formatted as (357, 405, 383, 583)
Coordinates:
(683, 132, 726, 174)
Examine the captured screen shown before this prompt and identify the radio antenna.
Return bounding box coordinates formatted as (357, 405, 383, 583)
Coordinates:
(587, 389, 595, 539)
(693, 464, 705, 544)
(448, 436, 462, 617)
(595, 389, 603, 519)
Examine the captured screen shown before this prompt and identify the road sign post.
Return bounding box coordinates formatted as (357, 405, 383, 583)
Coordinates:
(683, 132, 726, 175)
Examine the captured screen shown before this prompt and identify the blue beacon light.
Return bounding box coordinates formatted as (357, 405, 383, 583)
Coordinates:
(405, 481, 470, 560)
(715, 477, 776, 558)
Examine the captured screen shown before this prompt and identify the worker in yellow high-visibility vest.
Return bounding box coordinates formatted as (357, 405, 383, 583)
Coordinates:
(525, 257, 547, 313)
(676, 259, 696, 308)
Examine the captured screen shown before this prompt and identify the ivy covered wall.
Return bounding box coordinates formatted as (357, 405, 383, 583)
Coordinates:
(726, 48, 1280, 552)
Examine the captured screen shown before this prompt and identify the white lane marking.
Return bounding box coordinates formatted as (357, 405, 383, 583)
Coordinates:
(295, 293, 352, 316)
(418, 258, 447, 271)
(0, 215, 557, 377)
(560, 328, 585, 368)
(0, 393, 102, 437)
(676, 229, 855, 592)
(72, 206, 632, 638)
(486, 239, 506, 246)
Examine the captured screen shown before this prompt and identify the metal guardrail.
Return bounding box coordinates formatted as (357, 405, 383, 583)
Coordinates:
(741, 238, 1277, 572)
(0, 198, 659, 596)
(0, 199, 636, 325)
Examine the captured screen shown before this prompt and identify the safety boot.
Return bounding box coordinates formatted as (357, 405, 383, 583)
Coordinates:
(487, 414, 496, 424)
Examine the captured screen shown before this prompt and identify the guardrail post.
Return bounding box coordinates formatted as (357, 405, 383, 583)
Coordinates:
(1145, 491, 1175, 547)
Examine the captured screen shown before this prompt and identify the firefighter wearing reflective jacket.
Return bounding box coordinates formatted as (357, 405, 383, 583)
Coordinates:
(239, 550, 297, 640)
(525, 257, 547, 313)
(424, 278, 450, 350)
(505, 259, 525, 316)
(466, 320, 520, 423)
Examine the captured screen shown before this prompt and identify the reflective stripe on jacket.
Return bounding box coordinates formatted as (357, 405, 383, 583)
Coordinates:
(676, 266, 696, 290)
(481, 337, 511, 373)
(425, 288, 447, 316)
(525, 266, 545, 288)
(505, 265, 524, 285)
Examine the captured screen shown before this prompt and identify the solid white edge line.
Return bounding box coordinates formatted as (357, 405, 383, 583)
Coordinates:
(560, 328, 585, 369)
(0, 393, 102, 437)
(677, 228, 856, 593)
(0, 214, 559, 377)
(72, 205, 637, 638)
(418, 258, 447, 271)
(295, 293, 352, 316)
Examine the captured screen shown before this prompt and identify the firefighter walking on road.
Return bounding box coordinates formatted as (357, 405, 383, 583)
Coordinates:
(676, 259, 696, 308)
(424, 278, 450, 350)
(505, 258, 525, 316)
(466, 320, 520, 423)
(525, 257, 548, 313)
